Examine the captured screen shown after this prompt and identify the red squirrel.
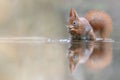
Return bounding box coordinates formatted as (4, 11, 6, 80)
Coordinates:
(67, 8, 112, 40)
(68, 41, 112, 72)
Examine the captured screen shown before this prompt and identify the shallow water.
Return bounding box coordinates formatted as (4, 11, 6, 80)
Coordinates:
(0, 37, 119, 80)
(0, 0, 119, 79)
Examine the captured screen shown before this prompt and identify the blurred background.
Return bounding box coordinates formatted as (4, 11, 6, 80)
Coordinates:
(0, 0, 120, 80)
(0, 0, 119, 39)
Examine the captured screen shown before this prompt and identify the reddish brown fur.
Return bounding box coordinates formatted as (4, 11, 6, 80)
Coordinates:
(68, 8, 96, 40)
(85, 42, 112, 70)
(67, 8, 112, 40)
(85, 10, 112, 38)
(68, 41, 112, 72)
(68, 8, 85, 36)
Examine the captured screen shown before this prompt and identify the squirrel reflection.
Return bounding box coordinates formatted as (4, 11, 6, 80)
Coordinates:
(68, 41, 112, 72)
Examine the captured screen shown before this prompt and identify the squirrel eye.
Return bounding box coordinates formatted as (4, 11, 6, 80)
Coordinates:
(72, 21, 77, 26)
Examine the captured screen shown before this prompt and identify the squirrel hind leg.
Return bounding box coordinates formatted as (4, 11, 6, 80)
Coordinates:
(99, 29, 111, 39)
(89, 30, 96, 40)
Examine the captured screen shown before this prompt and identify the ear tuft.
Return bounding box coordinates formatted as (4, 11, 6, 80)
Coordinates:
(69, 8, 79, 19)
(69, 8, 74, 17)
(72, 8, 79, 19)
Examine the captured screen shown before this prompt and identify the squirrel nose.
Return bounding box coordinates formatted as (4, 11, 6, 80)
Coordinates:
(69, 27, 72, 29)
(65, 25, 73, 29)
(69, 26, 74, 29)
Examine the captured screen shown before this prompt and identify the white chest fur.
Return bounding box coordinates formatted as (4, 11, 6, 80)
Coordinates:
(79, 17, 93, 39)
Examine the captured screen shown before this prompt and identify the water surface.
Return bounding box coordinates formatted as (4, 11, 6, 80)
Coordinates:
(0, 37, 119, 80)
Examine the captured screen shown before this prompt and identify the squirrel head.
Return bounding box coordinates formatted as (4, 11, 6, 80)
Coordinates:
(67, 8, 85, 36)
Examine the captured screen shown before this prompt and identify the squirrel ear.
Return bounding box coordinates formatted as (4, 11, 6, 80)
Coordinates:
(73, 9, 79, 19)
(69, 8, 74, 17)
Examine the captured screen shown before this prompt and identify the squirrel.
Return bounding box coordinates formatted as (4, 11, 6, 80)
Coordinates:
(68, 41, 112, 72)
(67, 8, 112, 40)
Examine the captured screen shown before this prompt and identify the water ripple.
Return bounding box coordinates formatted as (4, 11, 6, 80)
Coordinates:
(0, 37, 114, 43)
